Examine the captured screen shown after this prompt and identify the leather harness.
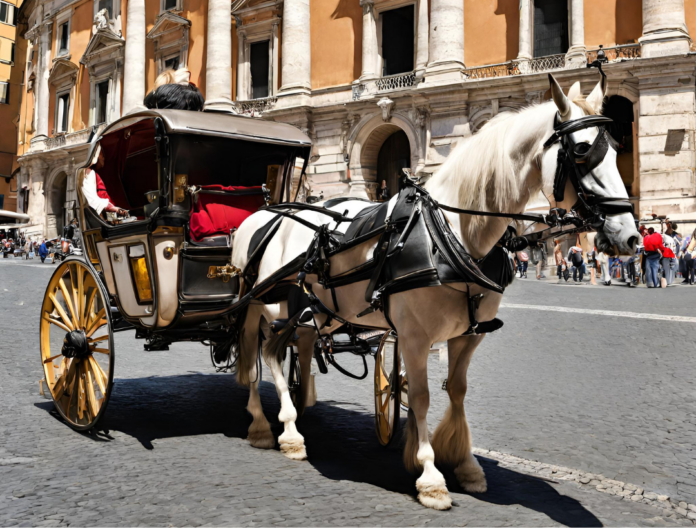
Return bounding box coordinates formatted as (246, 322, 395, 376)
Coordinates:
(242, 111, 634, 338)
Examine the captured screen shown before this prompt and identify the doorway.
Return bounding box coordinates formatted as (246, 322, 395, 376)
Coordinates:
(47, 172, 67, 239)
(377, 130, 410, 198)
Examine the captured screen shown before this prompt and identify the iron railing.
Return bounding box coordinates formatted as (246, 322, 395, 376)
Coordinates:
(376, 71, 417, 92)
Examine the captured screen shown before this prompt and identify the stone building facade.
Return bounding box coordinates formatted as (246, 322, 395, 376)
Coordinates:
(9, 0, 696, 238)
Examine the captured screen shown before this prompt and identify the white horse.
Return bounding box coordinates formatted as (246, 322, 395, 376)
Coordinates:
(230, 74, 639, 510)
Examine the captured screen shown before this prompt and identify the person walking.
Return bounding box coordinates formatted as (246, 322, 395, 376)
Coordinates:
(516, 250, 529, 278)
(597, 251, 611, 285)
(661, 233, 677, 285)
(567, 245, 585, 282)
(38, 240, 49, 263)
(531, 242, 547, 280)
(643, 227, 665, 288)
(553, 240, 566, 282)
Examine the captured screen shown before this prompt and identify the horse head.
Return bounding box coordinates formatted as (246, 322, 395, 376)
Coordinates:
(547, 74, 639, 256)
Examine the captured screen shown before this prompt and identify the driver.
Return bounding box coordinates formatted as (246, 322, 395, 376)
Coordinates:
(81, 146, 128, 220)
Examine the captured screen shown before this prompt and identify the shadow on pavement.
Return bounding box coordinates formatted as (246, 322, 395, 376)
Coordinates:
(35, 373, 602, 527)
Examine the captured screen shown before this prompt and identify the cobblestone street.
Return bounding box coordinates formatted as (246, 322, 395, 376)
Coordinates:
(1, 258, 695, 526)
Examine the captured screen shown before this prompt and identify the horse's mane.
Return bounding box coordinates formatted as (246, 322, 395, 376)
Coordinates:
(428, 102, 558, 216)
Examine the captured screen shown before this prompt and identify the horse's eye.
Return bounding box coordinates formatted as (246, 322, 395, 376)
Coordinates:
(574, 143, 591, 156)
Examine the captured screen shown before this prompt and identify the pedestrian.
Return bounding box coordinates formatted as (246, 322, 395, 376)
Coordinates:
(516, 250, 529, 278)
(531, 241, 547, 280)
(597, 251, 611, 285)
(553, 240, 566, 282)
(587, 247, 598, 285)
(643, 227, 665, 288)
(661, 233, 677, 285)
(39, 239, 48, 263)
(567, 245, 585, 283)
(681, 229, 696, 284)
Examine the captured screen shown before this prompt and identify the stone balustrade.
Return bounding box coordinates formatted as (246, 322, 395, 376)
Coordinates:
(234, 97, 278, 117)
(29, 126, 98, 153)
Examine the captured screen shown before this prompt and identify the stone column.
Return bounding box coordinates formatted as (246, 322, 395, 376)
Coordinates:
(235, 20, 247, 101)
(640, 0, 691, 57)
(517, 0, 532, 72)
(566, 0, 586, 67)
(359, 0, 378, 81)
(35, 21, 52, 137)
(415, 0, 429, 77)
(279, 0, 311, 95)
(122, 0, 146, 114)
(271, 19, 280, 96)
(423, 0, 465, 85)
(204, 0, 235, 111)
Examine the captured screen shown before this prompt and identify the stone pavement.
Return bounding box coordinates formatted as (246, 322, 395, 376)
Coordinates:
(0, 257, 695, 526)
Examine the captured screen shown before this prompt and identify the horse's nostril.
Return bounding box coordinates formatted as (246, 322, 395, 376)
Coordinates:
(627, 236, 638, 250)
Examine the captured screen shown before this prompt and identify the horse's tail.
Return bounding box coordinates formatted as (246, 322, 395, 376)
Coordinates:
(262, 310, 303, 367)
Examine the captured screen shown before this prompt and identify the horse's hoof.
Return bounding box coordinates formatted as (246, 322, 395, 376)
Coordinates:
(416, 479, 452, 510)
(279, 440, 307, 460)
(279, 431, 307, 461)
(455, 464, 487, 493)
(247, 429, 275, 449)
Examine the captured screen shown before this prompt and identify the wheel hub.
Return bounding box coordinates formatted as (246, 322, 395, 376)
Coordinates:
(62, 329, 90, 359)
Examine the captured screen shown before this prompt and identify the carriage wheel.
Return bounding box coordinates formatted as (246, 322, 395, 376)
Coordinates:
(374, 331, 401, 446)
(286, 346, 306, 418)
(40, 258, 114, 431)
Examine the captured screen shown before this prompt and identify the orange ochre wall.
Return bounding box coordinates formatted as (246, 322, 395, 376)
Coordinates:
(464, 0, 519, 66)
(685, 0, 696, 42)
(584, 0, 642, 48)
(72, 0, 94, 128)
(310, 0, 362, 90)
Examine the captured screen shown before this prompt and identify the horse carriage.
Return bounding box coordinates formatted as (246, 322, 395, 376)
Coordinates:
(39, 108, 407, 444)
(40, 73, 640, 510)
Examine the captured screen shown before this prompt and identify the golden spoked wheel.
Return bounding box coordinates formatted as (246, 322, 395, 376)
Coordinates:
(374, 331, 401, 446)
(40, 258, 114, 431)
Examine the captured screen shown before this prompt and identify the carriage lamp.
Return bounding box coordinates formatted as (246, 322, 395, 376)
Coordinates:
(128, 245, 153, 303)
(174, 174, 188, 203)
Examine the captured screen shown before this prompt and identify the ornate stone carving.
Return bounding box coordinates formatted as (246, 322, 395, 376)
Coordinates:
(415, 106, 430, 129)
(360, 0, 374, 15)
(376, 71, 417, 92)
(94, 9, 110, 31)
(377, 97, 394, 122)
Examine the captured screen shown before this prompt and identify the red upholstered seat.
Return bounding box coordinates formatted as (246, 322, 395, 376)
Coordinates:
(189, 185, 265, 242)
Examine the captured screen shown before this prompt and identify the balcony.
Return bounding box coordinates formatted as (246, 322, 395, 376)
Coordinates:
(462, 44, 641, 81)
(29, 126, 100, 154)
(353, 70, 419, 100)
(234, 97, 277, 117)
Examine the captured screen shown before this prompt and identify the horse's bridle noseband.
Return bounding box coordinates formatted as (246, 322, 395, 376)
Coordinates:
(543, 113, 634, 228)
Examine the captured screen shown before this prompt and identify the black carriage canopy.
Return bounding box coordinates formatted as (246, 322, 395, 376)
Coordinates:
(87, 109, 312, 218)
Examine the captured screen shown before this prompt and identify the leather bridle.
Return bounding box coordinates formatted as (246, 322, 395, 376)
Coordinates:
(542, 113, 634, 229)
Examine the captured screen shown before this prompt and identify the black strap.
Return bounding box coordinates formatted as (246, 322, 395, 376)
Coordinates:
(364, 227, 393, 303)
(437, 203, 549, 225)
(262, 203, 356, 223)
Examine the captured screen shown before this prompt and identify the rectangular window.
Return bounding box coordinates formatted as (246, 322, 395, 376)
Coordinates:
(0, 37, 13, 63)
(58, 22, 69, 54)
(164, 55, 180, 71)
(0, 2, 16, 26)
(250, 40, 269, 99)
(0, 81, 9, 104)
(97, 0, 113, 19)
(381, 5, 414, 76)
(0, 195, 4, 209)
(95, 80, 109, 124)
(56, 93, 69, 133)
(163, 0, 177, 11)
(533, 0, 569, 57)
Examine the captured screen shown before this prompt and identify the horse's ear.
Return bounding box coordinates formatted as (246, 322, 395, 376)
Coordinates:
(586, 76, 607, 114)
(567, 81, 582, 102)
(548, 74, 570, 119)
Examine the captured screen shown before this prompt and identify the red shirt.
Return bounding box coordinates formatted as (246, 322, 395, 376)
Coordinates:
(643, 232, 666, 253)
(95, 172, 111, 202)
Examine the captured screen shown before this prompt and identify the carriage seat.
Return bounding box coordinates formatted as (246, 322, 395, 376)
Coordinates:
(189, 185, 265, 244)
